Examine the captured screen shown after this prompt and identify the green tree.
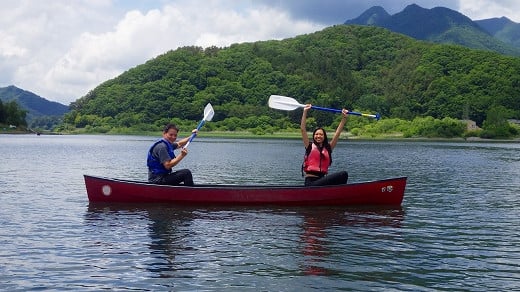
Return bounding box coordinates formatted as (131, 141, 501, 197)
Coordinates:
(0, 100, 5, 123)
(3, 100, 27, 126)
(481, 105, 514, 138)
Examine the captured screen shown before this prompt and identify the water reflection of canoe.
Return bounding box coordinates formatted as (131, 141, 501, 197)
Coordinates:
(84, 175, 407, 206)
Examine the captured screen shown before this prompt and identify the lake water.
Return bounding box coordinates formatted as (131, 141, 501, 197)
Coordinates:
(1, 134, 519, 291)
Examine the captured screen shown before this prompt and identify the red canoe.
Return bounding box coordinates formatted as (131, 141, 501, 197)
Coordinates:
(84, 175, 407, 206)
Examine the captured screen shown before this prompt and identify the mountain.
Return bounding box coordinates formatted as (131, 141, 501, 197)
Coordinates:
(348, 6, 390, 25)
(66, 25, 520, 133)
(476, 17, 520, 48)
(0, 85, 69, 121)
(345, 4, 520, 56)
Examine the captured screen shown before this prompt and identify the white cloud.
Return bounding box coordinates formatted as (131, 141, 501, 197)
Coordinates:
(458, 0, 520, 21)
(1, 0, 322, 104)
(0, 32, 28, 58)
(0, 0, 118, 104)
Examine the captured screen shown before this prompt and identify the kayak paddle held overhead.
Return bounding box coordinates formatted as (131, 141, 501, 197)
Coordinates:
(183, 103, 214, 149)
(268, 95, 381, 120)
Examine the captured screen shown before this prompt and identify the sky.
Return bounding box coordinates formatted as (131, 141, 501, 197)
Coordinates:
(1, 0, 519, 105)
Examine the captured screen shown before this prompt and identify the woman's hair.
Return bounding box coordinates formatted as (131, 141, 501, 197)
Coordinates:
(163, 123, 179, 133)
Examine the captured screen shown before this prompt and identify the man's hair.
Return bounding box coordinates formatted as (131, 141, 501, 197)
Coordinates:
(163, 123, 179, 133)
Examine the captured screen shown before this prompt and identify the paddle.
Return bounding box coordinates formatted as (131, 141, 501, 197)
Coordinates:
(183, 103, 214, 149)
(268, 95, 381, 120)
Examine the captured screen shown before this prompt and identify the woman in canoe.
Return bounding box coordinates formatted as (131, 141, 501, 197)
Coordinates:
(301, 104, 349, 186)
(147, 123, 197, 186)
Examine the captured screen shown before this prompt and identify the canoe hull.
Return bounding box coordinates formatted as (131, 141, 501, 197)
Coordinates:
(84, 175, 406, 206)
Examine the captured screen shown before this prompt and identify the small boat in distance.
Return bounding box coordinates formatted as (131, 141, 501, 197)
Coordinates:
(84, 175, 407, 206)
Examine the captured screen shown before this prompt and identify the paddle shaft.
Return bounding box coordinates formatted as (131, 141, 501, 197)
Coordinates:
(311, 105, 379, 119)
(184, 120, 205, 148)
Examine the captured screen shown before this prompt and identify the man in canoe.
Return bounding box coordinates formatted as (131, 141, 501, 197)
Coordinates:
(301, 104, 349, 186)
(147, 123, 197, 186)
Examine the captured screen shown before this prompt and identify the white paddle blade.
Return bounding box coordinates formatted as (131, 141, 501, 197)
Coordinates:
(203, 103, 215, 121)
(268, 95, 304, 111)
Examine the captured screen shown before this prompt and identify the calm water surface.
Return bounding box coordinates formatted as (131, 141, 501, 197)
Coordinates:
(1, 134, 519, 291)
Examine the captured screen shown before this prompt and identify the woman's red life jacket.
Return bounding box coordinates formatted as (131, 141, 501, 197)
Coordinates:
(303, 143, 331, 175)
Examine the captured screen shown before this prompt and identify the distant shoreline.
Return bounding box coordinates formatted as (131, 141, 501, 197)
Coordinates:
(2, 129, 519, 143)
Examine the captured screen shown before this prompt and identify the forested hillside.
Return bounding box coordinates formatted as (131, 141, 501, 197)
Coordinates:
(64, 25, 520, 136)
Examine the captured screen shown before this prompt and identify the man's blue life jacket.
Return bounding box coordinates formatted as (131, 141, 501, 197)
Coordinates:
(147, 139, 176, 175)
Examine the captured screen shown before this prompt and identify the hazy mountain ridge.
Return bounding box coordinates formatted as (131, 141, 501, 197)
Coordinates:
(0, 85, 69, 121)
(345, 4, 520, 56)
(475, 16, 520, 48)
